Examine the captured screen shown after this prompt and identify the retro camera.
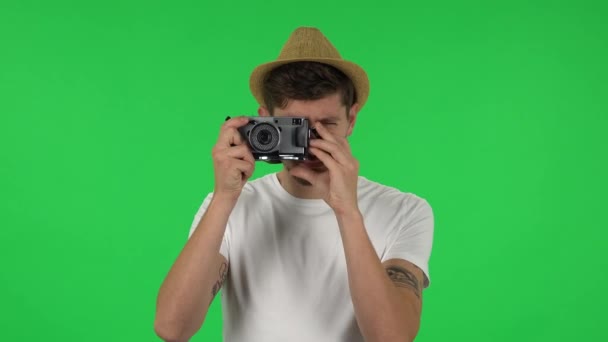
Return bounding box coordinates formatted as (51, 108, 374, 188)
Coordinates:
(233, 116, 320, 162)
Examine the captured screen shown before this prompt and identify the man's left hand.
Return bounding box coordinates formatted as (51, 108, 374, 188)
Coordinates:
(289, 123, 360, 215)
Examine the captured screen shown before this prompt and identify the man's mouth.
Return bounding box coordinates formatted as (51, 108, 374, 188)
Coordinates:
(301, 160, 325, 169)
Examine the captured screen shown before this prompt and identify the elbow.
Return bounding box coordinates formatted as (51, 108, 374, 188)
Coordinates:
(364, 327, 417, 342)
(404, 325, 420, 342)
(367, 335, 414, 342)
(373, 333, 416, 342)
(403, 323, 419, 342)
(383, 332, 417, 342)
(154, 316, 190, 342)
(368, 321, 419, 342)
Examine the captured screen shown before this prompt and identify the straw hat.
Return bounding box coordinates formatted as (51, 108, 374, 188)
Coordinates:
(249, 27, 370, 110)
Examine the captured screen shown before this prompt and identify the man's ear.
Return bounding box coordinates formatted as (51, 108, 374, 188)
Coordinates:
(346, 103, 360, 137)
(258, 106, 270, 117)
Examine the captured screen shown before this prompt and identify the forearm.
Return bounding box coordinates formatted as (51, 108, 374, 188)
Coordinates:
(337, 210, 419, 342)
(155, 194, 235, 341)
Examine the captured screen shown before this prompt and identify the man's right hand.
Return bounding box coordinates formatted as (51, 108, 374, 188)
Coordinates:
(211, 116, 255, 200)
(155, 119, 251, 342)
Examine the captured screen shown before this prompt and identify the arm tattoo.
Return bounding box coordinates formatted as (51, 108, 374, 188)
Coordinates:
(386, 265, 421, 299)
(210, 262, 228, 305)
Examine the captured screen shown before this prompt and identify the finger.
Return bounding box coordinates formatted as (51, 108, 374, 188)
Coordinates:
(318, 123, 351, 150)
(222, 116, 250, 130)
(313, 122, 340, 144)
(225, 144, 254, 162)
(315, 122, 352, 151)
(309, 139, 350, 165)
(337, 135, 351, 152)
(309, 147, 340, 171)
(219, 116, 250, 146)
(232, 159, 255, 179)
(241, 147, 255, 165)
(218, 126, 246, 147)
(231, 144, 255, 165)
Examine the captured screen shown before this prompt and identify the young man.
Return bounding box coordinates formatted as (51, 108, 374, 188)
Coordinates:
(155, 27, 434, 342)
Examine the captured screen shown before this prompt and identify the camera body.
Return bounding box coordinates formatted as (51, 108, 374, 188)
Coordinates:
(237, 116, 319, 162)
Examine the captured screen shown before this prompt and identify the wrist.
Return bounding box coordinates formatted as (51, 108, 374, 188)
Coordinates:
(210, 191, 239, 212)
(335, 206, 363, 224)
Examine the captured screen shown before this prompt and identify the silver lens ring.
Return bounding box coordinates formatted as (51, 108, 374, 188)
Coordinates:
(250, 123, 280, 152)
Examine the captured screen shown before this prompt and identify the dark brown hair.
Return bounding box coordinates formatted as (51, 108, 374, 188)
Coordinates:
(262, 62, 357, 115)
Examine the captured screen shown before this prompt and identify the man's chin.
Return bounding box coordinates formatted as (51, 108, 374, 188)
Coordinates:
(293, 176, 313, 186)
(284, 161, 326, 186)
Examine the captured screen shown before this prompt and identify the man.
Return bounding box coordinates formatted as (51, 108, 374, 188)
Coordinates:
(155, 27, 434, 342)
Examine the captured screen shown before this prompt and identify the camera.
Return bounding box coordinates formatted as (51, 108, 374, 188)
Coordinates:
(235, 116, 320, 163)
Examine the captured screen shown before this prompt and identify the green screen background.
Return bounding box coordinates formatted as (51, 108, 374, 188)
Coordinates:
(1, 0, 606, 341)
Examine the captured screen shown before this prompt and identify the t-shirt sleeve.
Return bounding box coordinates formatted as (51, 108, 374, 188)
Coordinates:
(382, 197, 434, 288)
(188, 193, 231, 262)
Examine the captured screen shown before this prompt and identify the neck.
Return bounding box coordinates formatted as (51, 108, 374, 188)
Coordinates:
(277, 169, 325, 199)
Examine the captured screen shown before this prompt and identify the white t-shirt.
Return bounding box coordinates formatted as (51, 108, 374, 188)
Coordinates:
(188, 173, 434, 342)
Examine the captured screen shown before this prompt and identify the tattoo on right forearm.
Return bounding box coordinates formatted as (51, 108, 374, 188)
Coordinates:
(210, 262, 228, 305)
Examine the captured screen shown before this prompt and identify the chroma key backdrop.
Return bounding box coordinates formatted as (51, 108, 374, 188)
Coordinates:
(1, 1, 606, 341)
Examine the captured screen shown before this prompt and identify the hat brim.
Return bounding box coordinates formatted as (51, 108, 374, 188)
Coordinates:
(249, 57, 370, 111)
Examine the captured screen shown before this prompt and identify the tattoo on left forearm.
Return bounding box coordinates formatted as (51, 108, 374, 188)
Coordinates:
(386, 266, 421, 299)
(209, 262, 228, 306)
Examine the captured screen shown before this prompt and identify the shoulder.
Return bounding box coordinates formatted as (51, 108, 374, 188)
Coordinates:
(240, 173, 276, 196)
(231, 173, 279, 208)
(357, 176, 432, 217)
(196, 174, 276, 211)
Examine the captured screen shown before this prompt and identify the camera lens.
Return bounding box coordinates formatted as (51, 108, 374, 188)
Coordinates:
(258, 129, 272, 145)
(250, 123, 280, 152)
